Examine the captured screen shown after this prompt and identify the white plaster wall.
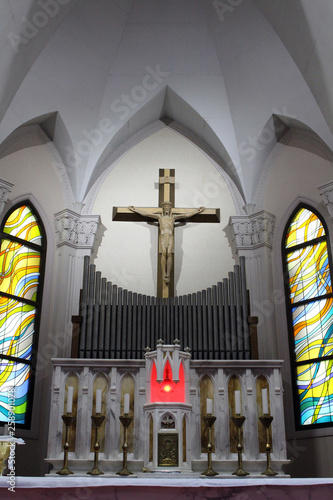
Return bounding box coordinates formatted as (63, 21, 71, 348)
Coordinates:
(0, 141, 66, 475)
(0, 143, 65, 218)
(263, 144, 333, 369)
(263, 146, 332, 224)
(92, 127, 236, 296)
(263, 145, 333, 477)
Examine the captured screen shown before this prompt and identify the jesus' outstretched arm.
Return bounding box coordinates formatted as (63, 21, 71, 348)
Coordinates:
(128, 206, 160, 220)
(173, 206, 205, 221)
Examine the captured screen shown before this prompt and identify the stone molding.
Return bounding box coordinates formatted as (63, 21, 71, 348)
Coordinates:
(318, 180, 333, 219)
(54, 209, 100, 249)
(228, 210, 276, 251)
(0, 178, 14, 216)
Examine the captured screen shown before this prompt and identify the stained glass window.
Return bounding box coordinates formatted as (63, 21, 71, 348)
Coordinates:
(283, 206, 333, 428)
(0, 204, 45, 428)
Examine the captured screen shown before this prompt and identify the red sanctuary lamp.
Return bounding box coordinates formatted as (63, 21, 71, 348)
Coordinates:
(150, 361, 185, 403)
(161, 367, 174, 394)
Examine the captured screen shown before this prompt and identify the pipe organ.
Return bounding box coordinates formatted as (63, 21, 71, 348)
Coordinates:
(73, 256, 256, 361)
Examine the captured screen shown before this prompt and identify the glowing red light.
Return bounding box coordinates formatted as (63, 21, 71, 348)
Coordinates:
(161, 367, 174, 393)
(150, 360, 185, 403)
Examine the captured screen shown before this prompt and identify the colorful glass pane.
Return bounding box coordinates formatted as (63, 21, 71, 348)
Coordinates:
(296, 359, 333, 425)
(0, 296, 35, 360)
(287, 242, 332, 303)
(0, 239, 40, 302)
(0, 204, 43, 427)
(285, 207, 333, 427)
(286, 208, 325, 249)
(0, 360, 30, 424)
(292, 298, 333, 362)
(3, 206, 41, 245)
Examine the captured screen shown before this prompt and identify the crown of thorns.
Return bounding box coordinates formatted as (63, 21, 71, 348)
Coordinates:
(161, 201, 173, 207)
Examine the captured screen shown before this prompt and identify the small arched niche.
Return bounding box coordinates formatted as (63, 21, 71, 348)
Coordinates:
(62, 372, 79, 452)
(149, 414, 154, 464)
(228, 374, 242, 454)
(90, 373, 108, 453)
(119, 374, 135, 453)
(256, 374, 272, 454)
(182, 414, 187, 464)
(200, 374, 214, 453)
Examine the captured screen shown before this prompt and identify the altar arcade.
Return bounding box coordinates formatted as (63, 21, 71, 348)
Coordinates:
(45, 224, 289, 476)
(45, 342, 289, 476)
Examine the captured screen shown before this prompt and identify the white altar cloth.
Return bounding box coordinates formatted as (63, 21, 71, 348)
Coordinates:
(1, 477, 333, 499)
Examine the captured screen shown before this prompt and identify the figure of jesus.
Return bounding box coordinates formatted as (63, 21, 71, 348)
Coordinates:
(128, 202, 205, 284)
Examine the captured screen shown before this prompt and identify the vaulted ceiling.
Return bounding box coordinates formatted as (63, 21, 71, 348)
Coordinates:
(1, 0, 332, 206)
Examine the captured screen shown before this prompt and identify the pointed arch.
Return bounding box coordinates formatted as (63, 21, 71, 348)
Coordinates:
(0, 201, 46, 429)
(256, 125, 333, 210)
(282, 203, 333, 429)
(0, 122, 74, 209)
(83, 86, 245, 213)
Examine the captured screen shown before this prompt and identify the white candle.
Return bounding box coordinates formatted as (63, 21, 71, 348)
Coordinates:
(262, 388, 269, 414)
(124, 393, 130, 414)
(235, 390, 241, 415)
(67, 386, 74, 414)
(206, 398, 213, 415)
(96, 389, 102, 414)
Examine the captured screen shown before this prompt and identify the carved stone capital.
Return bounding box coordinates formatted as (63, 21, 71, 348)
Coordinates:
(318, 181, 333, 219)
(228, 211, 276, 251)
(54, 209, 100, 249)
(0, 179, 14, 216)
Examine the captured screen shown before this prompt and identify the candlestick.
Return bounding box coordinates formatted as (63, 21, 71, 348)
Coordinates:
(67, 386, 74, 414)
(56, 413, 75, 475)
(259, 414, 278, 476)
(206, 398, 213, 415)
(96, 389, 102, 414)
(235, 391, 241, 415)
(87, 414, 105, 475)
(117, 414, 134, 476)
(262, 388, 269, 415)
(124, 393, 130, 414)
(231, 415, 249, 476)
(202, 414, 218, 476)
(0, 442, 10, 476)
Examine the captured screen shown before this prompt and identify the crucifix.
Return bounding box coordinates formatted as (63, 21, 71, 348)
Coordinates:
(112, 169, 220, 298)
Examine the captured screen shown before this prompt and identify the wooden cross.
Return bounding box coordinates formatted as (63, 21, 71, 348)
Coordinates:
(112, 169, 220, 298)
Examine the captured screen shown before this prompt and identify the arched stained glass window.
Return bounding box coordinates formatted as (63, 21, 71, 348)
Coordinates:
(283, 206, 333, 429)
(0, 203, 46, 429)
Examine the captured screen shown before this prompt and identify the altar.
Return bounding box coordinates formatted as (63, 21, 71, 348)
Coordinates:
(45, 345, 289, 476)
(45, 169, 289, 478)
(1, 477, 333, 500)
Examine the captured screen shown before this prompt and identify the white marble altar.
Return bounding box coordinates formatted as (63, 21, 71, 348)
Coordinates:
(45, 343, 289, 476)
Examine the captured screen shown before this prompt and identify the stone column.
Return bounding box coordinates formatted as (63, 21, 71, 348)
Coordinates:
(0, 179, 14, 216)
(228, 210, 277, 359)
(318, 180, 333, 222)
(53, 209, 101, 358)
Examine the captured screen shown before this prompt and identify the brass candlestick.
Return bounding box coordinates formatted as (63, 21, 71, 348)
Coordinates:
(231, 414, 249, 476)
(259, 414, 278, 476)
(87, 414, 105, 475)
(56, 413, 76, 475)
(117, 414, 133, 476)
(202, 414, 218, 476)
(0, 442, 10, 476)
